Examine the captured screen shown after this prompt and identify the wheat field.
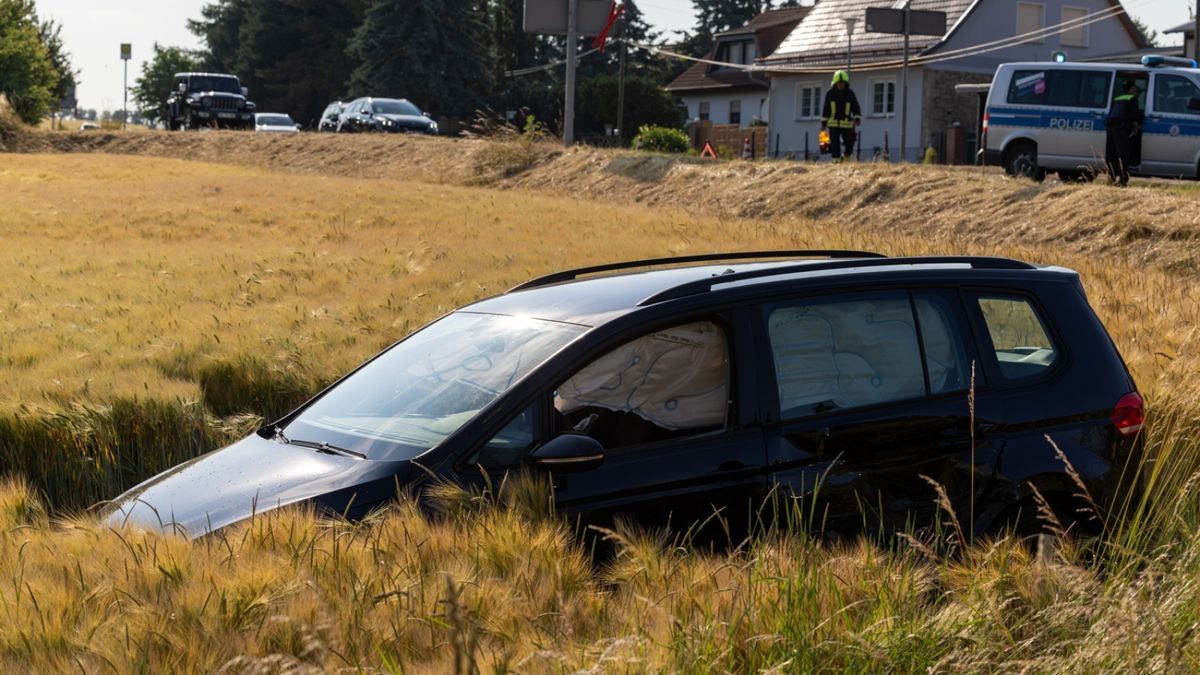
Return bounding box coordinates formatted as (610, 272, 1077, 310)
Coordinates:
(1, 148, 1199, 671)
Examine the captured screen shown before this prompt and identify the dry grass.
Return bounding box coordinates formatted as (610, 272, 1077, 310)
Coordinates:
(1, 148, 1200, 670)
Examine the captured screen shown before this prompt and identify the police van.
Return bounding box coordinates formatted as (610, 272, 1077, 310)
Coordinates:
(984, 56, 1200, 181)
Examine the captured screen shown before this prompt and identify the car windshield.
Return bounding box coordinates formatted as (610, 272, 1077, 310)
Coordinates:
(258, 115, 294, 126)
(373, 100, 421, 116)
(189, 76, 241, 94)
(283, 312, 585, 461)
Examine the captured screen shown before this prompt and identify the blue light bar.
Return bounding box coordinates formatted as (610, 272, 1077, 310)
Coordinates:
(1142, 55, 1199, 68)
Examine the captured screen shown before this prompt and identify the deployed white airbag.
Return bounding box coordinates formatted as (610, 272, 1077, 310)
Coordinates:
(555, 321, 728, 430)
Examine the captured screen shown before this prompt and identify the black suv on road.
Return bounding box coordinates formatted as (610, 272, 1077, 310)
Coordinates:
(166, 72, 256, 130)
(105, 252, 1144, 539)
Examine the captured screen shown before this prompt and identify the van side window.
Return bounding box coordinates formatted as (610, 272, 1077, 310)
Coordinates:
(1154, 74, 1200, 115)
(1007, 69, 1111, 108)
(976, 295, 1058, 381)
(765, 294, 927, 418)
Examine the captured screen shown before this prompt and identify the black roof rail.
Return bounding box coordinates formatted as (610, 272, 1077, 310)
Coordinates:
(508, 250, 886, 292)
(638, 256, 1037, 306)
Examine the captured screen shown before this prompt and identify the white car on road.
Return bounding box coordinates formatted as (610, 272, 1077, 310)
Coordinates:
(254, 113, 300, 133)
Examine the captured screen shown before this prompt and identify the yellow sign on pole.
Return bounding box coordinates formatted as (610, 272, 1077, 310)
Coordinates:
(120, 43, 131, 61)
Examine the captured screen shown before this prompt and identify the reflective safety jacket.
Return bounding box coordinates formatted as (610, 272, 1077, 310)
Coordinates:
(823, 87, 862, 129)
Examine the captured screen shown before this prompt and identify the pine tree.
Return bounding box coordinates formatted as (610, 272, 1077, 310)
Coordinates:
(349, 0, 495, 118)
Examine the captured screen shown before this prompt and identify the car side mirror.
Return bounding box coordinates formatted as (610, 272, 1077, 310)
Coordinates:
(530, 434, 604, 472)
(241, 86, 249, 97)
(423, 112, 432, 119)
(1188, 97, 1200, 111)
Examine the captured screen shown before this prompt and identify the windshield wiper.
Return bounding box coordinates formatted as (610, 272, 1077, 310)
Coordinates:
(287, 438, 367, 460)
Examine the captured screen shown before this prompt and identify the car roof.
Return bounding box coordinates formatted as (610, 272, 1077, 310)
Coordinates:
(461, 252, 1075, 326)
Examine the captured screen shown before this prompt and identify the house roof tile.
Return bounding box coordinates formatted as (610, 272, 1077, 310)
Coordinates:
(764, 0, 975, 65)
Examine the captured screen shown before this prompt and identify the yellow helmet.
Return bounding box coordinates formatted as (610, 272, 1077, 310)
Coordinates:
(832, 70, 850, 85)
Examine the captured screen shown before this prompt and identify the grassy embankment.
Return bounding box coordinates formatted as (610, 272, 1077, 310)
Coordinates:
(0, 150, 1199, 670)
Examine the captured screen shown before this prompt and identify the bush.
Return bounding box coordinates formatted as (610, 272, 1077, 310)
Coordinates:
(632, 125, 689, 153)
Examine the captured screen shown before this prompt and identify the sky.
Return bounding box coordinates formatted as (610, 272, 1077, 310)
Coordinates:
(33, 0, 1197, 111)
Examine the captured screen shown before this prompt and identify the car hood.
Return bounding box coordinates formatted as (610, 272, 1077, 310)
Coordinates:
(256, 124, 298, 132)
(377, 113, 431, 126)
(102, 433, 408, 536)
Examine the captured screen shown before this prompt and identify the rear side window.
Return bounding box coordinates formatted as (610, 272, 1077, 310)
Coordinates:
(1154, 74, 1200, 115)
(976, 295, 1058, 381)
(1007, 69, 1111, 108)
(765, 293, 927, 418)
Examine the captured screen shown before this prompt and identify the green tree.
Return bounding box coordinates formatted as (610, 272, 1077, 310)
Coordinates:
(577, 73, 684, 141)
(187, 0, 249, 74)
(131, 44, 198, 123)
(37, 17, 75, 106)
(683, 0, 771, 57)
(1129, 16, 1159, 47)
(189, 0, 366, 126)
(0, 0, 58, 123)
(349, 0, 495, 118)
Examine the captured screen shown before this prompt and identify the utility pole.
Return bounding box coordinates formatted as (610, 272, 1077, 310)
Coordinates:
(1194, 7, 1199, 63)
(564, 0, 578, 146)
(616, 12, 627, 146)
(844, 17, 857, 74)
(900, 0, 910, 162)
(120, 43, 131, 130)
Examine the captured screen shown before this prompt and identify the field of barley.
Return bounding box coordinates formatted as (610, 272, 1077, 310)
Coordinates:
(2, 138, 1200, 672)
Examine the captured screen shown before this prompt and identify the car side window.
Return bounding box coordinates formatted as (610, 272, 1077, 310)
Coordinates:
(1154, 74, 1200, 116)
(766, 293, 928, 418)
(976, 294, 1058, 381)
(466, 403, 538, 469)
(554, 321, 729, 449)
(914, 293, 972, 394)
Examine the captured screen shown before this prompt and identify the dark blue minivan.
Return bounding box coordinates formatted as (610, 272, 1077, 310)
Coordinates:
(104, 252, 1144, 538)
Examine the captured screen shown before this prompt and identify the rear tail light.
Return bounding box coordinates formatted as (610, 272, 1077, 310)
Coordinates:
(1112, 392, 1144, 437)
(982, 112, 989, 133)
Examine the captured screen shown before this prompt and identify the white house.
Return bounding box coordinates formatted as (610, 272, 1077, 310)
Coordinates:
(666, 7, 811, 126)
(761, 0, 1148, 161)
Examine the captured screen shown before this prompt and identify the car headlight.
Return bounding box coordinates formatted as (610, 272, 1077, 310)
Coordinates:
(379, 118, 392, 126)
(185, 96, 197, 105)
(429, 121, 439, 133)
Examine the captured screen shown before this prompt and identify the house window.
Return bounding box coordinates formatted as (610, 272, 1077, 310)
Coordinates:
(729, 42, 744, 65)
(699, 101, 710, 121)
(795, 83, 822, 120)
(730, 100, 742, 125)
(1061, 7, 1089, 47)
(1017, 2, 1045, 43)
(870, 79, 896, 116)
(746, 42, 757, 64)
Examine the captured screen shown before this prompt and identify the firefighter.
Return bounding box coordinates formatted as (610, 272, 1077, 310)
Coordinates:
(821, 70, 862, 162)
(1105, 80, 1143, 187)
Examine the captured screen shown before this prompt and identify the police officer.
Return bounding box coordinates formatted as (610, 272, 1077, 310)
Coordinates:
(1106, 81, 1143, 186)
(821, 70, 862, 162)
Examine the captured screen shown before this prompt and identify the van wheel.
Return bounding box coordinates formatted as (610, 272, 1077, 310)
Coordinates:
(1004, 142, 1046, 183)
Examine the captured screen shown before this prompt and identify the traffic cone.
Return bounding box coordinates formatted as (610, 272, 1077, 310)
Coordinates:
(742, 137, 753, 159)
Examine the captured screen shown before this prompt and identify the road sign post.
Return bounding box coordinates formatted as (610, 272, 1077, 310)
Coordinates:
(865, 5, 945, 162)
(524, 0, 610, 146)
(120, 43, 131, 130)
